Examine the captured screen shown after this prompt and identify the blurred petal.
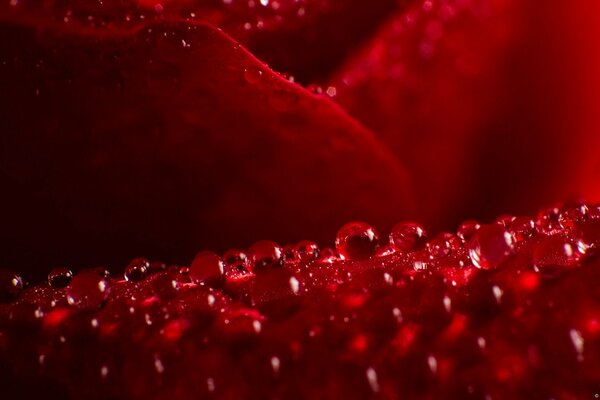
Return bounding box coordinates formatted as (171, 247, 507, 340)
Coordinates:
(331, 0, 600, 229)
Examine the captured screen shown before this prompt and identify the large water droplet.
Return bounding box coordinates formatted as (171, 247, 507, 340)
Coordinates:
(468, 224, 515, 269)
(390, 222, 427, 252)
(48, 267, 73, 288)
(124, 257, 149, 282)
(190, 251, 225, 287)
(67, 270, 109, 309)
(248, 240, 284, 272)
(336, 222, 379, 260)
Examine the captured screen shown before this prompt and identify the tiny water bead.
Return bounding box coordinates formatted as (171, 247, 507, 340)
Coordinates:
(124, 257, 149, 281)
(248, 240, 284, 272)
(335, 222, 380, 260)
(67, 270, 109, 309)
(390, 222, 427, 252)
(190, 251, 225, 287)
(0, 268, 23, 303)
(48, 267, 73, 288)
(468, 224, 515, 270)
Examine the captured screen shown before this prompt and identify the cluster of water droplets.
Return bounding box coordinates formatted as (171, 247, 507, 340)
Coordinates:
(0, 202, 599, 398)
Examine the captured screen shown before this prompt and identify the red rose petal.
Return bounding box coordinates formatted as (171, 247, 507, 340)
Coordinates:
(330, 0, 600, 230)
(0, 20, 414, 277)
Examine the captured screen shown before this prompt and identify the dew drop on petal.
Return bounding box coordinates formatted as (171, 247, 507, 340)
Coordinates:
(189, 251, 225, 287)
(457, 220, 480, 242)
(124, 257, 149, 282)
(509, 217, 537, 242)
(390, 222, 427, 252)
(244, 66, 264, 84)
(468, 224, 515, 270)
(248, 240, 284, 272)
(336, 222, 379, 260)
(67, 270, 109, 309)
(293, 241, 320, 264)
(48, 267, 73, 288)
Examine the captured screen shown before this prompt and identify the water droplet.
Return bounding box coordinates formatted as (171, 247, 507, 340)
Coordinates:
(244, 66, 264, 84)
(468, 224, 515, 269)
(536, 207, 563, 234)
(248, 240, 283, 272)
(457, 220, 481, 242)
(223, 249, 248, 267)
(427, 234, 453, 259)
(124, 257, 149, 281)
(189, 251, 225, 287)
(0, 269, 23, 303)
(390, 222, 427, 252)
(560, 203, 589, 228)
(293, 241, 320, 264)
(48, 267, 73, 288)
(336, 222, 380, 260)
(94, 267, 111, 279)
(67, 270, 109, 309)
